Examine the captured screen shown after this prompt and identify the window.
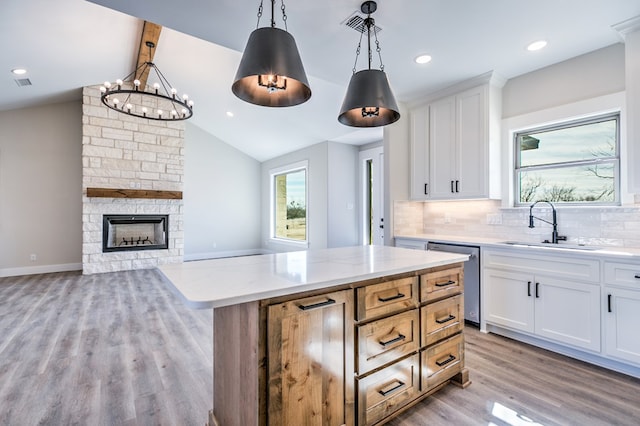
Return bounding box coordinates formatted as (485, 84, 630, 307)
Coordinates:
(514, 113, 620, 206)
(271, 162, 307, 242)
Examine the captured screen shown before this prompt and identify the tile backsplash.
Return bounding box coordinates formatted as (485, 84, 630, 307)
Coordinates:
(394, 199, 640, 248)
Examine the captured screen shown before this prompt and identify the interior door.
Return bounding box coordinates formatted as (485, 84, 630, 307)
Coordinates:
(359, 146, 384, 246)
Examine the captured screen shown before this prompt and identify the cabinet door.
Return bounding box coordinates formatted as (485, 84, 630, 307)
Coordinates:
(428, 95, 456, 199)
(604, 287, 640, 365)
(456, 86, 486, 198)
(534, 278, 601, 351)
(410, 104, 430, 200)
(267, 290, 354, 426)
(483, 268, 534, 332)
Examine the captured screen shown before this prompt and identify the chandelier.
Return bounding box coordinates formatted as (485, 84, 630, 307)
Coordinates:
(232, 0, 311, 107)
(338, 1, 400, 127)
(100, 41, 194, 121)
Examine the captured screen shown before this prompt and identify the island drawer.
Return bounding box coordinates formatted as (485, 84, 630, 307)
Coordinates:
(357, 309, 419, 375)
(420, 266, 463, 303)
(357, 354, 419, 426)
(421, 334, 463, 391)
(356, 277, 418, 321)
(421, 294, 464, 346)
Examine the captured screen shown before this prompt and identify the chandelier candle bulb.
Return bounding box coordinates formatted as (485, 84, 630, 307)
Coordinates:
(100, 40, 193, 121)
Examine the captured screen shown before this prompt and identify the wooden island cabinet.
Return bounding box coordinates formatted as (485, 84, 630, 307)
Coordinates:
(158, 246, 470, 426)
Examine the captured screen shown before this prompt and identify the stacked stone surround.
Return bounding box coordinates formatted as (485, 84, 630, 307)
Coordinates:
(82, 85, 184, 274)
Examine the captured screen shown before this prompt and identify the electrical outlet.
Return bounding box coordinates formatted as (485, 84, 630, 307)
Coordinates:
(30, 254, 37, 261)
(443, 213, 452, 224)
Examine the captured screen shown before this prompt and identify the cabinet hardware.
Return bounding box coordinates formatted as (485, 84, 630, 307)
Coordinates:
(435, 354, 456, 366)
(608, 294, 612, 313)
(450, 180, 454, 193)
(455, 180, 460, 193)
(635, 274, 640, 279)
(378, 380, 405, 397)
(379, 333, 406, 347)
(298, 298, 336, 311)
(424, 183, 428, 195)
(435, 280, 456, 287)
(535, 282, 540, 298)
(527, 281, 532, 297)
(435, 314, 456, 324)
(378, 293, 405, 303)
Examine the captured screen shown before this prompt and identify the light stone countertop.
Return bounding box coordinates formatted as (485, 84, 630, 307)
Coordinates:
(158, 245, 469, 309)
(395, 233, 640, 259)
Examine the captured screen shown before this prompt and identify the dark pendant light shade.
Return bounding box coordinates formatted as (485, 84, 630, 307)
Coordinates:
(338, 0, 400, 127)
(232, 27, 311, 107)
(338, 69, 400, 127)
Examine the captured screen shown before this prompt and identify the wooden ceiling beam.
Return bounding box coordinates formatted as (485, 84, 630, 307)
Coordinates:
(135, 21, 162, 89)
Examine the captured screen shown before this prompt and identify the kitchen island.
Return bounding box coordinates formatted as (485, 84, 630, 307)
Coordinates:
(159, 245, 470, 426)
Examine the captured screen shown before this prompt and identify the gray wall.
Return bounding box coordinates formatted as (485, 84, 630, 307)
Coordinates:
(0, 101, 82, 276)
(183, 123, 262, 259)
(261, 141, 359, 252)
(502, 44, 625, 118)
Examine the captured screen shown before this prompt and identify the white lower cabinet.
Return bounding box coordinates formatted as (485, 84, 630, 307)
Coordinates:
(483, 249, 601, 352)
(603, 261, 640, 365)
(604, 287, 640, 364)
(484, 267, 600, 351)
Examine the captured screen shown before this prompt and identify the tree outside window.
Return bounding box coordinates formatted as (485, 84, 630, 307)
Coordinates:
(273, 166, 307, 241)
(515, 113, 620, 206)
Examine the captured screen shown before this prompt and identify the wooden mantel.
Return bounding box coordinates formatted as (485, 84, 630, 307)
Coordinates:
(86, 187, 182, 200)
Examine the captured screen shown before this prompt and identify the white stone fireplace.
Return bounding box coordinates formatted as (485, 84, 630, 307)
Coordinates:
(81, 86, 184, 274)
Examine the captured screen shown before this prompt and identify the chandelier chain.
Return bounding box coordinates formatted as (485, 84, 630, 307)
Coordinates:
(374, 26, 384, 71)
(281, 0, 288, 31)
(352, 29, 364, 74)
(256, 0, 263, 28)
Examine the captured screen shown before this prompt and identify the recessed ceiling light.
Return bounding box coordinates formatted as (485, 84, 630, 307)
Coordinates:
(11, 68, 27, 75)
(226, 111, 234, 118)
(415, 54, 432, 64)
(527, 40, 547, 51)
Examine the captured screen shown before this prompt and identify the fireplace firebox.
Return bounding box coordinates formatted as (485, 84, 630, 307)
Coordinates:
(102, 214, 169, 252)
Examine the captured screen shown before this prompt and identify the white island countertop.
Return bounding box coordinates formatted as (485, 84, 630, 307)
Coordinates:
(158, 245, 469, 309)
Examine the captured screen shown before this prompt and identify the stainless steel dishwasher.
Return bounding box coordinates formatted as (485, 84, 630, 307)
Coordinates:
(427, 242, 480, 327)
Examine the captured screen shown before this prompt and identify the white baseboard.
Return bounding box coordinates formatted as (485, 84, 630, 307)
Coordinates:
(184, 248, 268, 262)
(0, 263, 82, 278)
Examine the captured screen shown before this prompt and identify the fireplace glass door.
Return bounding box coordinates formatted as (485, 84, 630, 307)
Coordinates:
(102, 215, 169, 252)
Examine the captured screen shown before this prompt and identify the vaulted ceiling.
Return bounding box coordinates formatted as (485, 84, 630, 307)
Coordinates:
(2, 0, 639, 161)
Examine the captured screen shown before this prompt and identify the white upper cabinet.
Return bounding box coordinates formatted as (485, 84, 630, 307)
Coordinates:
(410, 72, 504, 200)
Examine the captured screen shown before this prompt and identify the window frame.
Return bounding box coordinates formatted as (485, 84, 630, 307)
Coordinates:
(269, 160, 309, 246)
(513, 112, 621, 207)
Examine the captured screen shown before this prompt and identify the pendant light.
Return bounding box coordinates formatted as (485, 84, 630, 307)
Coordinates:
(232, 0, 311, 107)
(338, 1, 400, 127)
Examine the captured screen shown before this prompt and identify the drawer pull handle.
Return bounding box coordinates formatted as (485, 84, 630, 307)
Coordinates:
(435, 280, 456, 287)
(379, 333, 406, 347)
(298, 298, 336, 311)
(378, 380, 405, 397)
(378, 293, 405, 303)
(635, 274, 640, 279)
(435, 354, 456, 367)
(608, 294, 612, 313)
(435, 314, 456, 324)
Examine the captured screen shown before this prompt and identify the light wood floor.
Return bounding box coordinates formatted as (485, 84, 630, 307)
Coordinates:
(1, 270, 639, 425)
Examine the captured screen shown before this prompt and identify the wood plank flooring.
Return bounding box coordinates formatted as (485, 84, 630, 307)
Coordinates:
(1, 270, 639, 425)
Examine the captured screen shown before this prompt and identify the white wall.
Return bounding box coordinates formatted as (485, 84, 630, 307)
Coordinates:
(502, 44, 625, 118)
(384, 102, 411, 246)
(327, 142, 358, 247)
(183, 123, 262, 259)
(0, 102, 82, 276)
(261, 141, 359, 252)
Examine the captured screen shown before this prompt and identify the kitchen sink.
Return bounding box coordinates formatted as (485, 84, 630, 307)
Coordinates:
(500, 241, 601, 251)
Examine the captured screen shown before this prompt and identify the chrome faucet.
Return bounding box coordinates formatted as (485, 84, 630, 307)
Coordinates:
(528, 201, 567, 244)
